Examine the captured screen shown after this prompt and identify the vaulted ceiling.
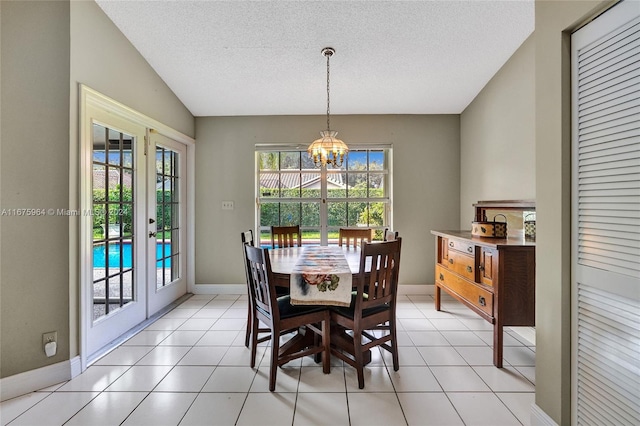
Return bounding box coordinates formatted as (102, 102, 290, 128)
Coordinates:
(96, 0, 534, 117)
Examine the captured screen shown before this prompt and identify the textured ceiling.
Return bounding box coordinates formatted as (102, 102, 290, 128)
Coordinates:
(96, 0, 534, 117)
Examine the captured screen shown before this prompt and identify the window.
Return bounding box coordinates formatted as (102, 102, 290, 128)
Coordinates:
(257, 147, 392, 246)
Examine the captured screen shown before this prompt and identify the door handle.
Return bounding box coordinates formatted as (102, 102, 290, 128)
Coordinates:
(149, 231, 157, 238)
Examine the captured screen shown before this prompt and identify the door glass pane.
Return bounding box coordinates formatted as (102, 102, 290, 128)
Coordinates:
(92, 123, 135, 321)
(155, 146, 180, 289)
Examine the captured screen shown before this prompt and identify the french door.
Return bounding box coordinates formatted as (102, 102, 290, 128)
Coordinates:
(85, 114, 147, 359)
(81, 88, 188, 362)
(146, 132, 187, 316)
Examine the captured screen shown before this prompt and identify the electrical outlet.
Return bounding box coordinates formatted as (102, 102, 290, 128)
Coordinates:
(43, 331, 57, 350)
(222, 201, 234, 210)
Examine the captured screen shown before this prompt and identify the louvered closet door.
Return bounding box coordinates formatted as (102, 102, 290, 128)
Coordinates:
(572, 2, 640, 425)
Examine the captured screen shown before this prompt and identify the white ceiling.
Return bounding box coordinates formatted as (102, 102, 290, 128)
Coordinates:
(96, 0, 534, 117)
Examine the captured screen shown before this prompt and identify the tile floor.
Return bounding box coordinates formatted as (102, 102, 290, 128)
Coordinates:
(1, 294, 535, 426)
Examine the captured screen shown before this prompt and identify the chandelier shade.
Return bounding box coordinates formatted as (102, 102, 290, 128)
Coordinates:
(309, 130, 348, 167)
(308, 47, 348, 167)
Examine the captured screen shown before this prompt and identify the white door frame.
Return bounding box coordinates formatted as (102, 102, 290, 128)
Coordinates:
(79, 85, 195, 370)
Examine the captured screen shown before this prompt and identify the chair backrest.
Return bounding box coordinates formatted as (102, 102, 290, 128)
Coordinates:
(383, 228, 399, 241)
(271, 225, 301, 248)
(339, 227, 373, 248)
(355, 238, 402, 311)
(241, 230, 256, 299)
(244, 244, 278, 324)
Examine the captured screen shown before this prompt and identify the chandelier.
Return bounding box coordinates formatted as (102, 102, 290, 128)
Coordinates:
(308, 47, 348, 167)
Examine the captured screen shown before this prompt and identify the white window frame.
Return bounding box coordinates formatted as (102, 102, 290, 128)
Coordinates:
(255, 145, 393, 246)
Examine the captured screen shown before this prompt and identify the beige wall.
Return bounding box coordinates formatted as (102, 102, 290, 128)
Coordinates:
(460, 35, 535, 226)
(0, 1, 194, 379)
(1, 0, 71, 378)
(534, 1, 613, 423)
(194, 115, 460, 287)
(69, 1, 194, 139)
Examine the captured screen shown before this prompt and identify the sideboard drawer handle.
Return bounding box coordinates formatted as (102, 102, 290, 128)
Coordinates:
(478, 264, 485, 271)
(478, 296, 486, 306)
(439, 273, 444, 281)
(466, 266, 473, 273)
(449, 258, 454, 264)
(449, 241, 454, 247)
(467, 246, 473, 253)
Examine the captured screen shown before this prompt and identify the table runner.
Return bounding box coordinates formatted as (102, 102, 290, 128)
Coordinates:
(290, 246, 352, 307)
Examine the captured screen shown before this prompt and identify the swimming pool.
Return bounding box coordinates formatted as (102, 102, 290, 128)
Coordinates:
(93, 242, 172, 268)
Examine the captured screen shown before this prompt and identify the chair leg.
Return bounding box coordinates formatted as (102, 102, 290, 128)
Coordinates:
(353, 330, 365, 389)
(269, 330, 279, 392)
(250, 310, 258, 368)
(322, 314, 330, 374)
(390, 319, 399, 371)
(313, 330, 322, 364)
(244, 303, 251, 348)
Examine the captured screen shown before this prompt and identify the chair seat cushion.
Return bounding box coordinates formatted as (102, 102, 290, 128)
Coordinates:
(330, 294, 389, 320)
(277, 295, 327, 319)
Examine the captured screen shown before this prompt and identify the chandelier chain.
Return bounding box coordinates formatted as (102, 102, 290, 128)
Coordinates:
(326, 51, 331, 131)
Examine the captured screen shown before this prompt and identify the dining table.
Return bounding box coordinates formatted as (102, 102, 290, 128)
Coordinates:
(269, 245, 364, 285)
(268, 244, 373, 365)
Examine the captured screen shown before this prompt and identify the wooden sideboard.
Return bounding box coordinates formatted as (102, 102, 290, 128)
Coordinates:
(431, 229, 535, 367)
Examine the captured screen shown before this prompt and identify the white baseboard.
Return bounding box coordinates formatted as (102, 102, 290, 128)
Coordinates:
(192, 283, 433, 296)
(531, 403, 558, 426)
(0, 356, 80, 402)
(191, 284, 246, 294)
(398, 284, 433, 295)
(509, 326, 536, 346)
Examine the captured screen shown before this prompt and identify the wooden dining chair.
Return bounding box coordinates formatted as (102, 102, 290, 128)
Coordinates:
(330, 238, 402, 389)
(240, 230, 269, 349)
(383, 228, 399, 241)
(338, 227, 373, 248)
(270, 225, 302, 248)
(244, 244, 331, 391)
